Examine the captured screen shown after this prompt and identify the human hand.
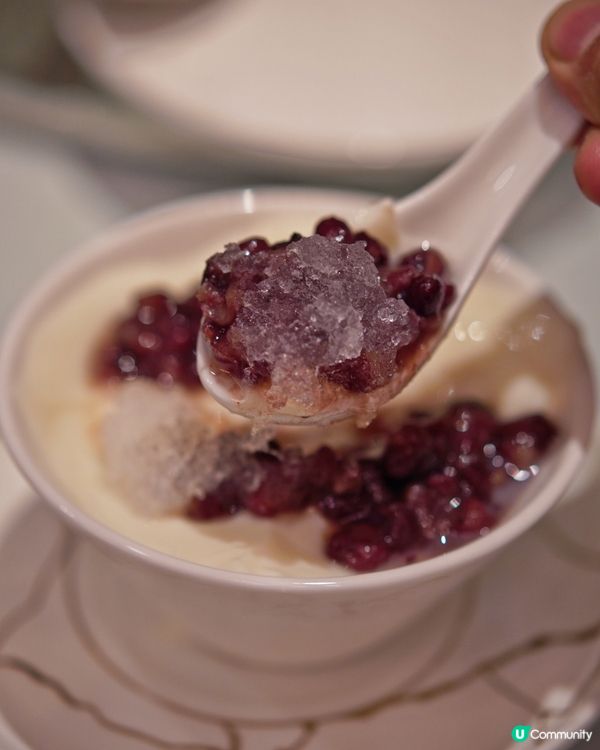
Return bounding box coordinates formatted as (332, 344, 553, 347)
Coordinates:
(542, 0, 600, 203)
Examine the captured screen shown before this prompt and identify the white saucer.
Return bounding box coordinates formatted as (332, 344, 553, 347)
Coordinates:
(54, 0, 557, 179)
(0, 441, 598, 749)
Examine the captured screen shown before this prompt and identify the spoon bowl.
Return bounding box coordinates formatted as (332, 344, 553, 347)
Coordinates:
(196, 299, 442, 427)
(197, 76, 583, 425)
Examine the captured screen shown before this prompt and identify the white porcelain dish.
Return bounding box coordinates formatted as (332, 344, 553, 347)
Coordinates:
(53, 0, 558, 179)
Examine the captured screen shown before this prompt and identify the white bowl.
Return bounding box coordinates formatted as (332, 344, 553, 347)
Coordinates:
(0, 187, 594, 671)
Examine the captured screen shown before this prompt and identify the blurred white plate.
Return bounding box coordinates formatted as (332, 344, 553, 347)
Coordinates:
(54, 0, 558, 179)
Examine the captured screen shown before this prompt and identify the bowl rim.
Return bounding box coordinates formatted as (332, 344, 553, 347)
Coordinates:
(0, 185, 595, 594)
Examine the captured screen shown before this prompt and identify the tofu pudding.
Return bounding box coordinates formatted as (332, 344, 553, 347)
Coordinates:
(17, 209, 571, 578)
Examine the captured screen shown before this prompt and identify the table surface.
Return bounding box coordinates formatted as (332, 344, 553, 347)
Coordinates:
(1, 126, 599, 749)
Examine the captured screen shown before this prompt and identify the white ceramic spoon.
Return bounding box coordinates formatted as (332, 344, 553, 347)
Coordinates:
(197, 75, 583, 425)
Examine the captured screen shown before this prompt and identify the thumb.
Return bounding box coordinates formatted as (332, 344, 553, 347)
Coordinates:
(541, 0, 600, 125)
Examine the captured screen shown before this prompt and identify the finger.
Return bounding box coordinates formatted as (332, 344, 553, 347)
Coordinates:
(574, 126, 600, 203)
(541, 0, 600, 124)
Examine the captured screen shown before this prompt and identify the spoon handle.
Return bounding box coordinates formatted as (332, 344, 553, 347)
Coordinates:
(396, 75, 584, 296)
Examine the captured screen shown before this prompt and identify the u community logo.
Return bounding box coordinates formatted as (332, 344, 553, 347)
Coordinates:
(512, 725, 594, 743)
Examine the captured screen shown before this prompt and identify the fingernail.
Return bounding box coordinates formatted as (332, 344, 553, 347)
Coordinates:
(549, 1, 600, 61)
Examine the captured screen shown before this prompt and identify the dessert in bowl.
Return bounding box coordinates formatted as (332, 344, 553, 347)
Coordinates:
(0, 188, 594, 667)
